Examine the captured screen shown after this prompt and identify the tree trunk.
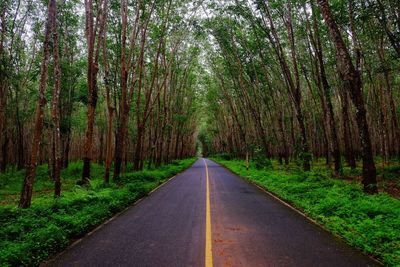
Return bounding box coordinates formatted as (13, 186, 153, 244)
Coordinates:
(310, 0, 342, 174)
(51, 12, 62, 197)
(102, 11, 113, 184)
(15, 112, 24, 170)
(318, 0, 377, 193)
(133, 125, 144, 171)
(113, 0, 129, 181)
(260, 0, 310, 171)
(113, 110, 129, 180)
(104, 108, 113, 183)
(62, 129, 71, 168)
(81, 0, 106, 184)
(341, 90, 356, 168)
(19, 0, 55, 208)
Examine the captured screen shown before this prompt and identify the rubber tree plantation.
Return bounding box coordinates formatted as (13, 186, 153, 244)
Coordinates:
(0, 0, 399, 266)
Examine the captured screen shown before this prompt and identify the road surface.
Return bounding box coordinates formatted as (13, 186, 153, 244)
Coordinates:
(44, 158, 380, 267)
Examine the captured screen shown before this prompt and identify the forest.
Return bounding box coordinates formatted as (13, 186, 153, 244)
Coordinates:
(0, 0, 399, 266)
(200, 0, 400, 193)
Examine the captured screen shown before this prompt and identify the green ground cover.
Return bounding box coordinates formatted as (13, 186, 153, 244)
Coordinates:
(0, 158, 196, 266)
(211, 157, 400, 267)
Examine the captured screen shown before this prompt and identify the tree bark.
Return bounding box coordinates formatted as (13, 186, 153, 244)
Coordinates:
(19, 0, 56, 208)
(310, 0, 342, 174)
(51, 2, 62, 197)
(318, 0, 377, 193)
(101, 10, 113, 184)
(81, 0, 106, 184)
(341, 90, 356, 168)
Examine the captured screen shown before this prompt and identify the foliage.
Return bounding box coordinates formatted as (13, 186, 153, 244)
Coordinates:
(252, 156, 272, 170)
(0, 158, 196, 266)
(212, 153, 232, 161)
(212, 158, 400, 267)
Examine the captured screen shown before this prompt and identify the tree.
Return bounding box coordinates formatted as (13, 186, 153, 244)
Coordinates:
(51, 0, 62, 197)
(81, 0, 107, 184)
(19, 0, 57, 208)
(317, 0, 378, 193)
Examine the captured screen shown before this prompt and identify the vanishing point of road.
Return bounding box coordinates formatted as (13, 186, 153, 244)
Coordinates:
(44, 158, 381, 267)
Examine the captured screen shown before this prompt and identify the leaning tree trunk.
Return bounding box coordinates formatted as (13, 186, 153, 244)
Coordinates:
(317, 0, 377, 193)
(19, 0, 55, 208)
(286, 1, 310, 171)
(260, 0, 311, 171)
(310, 0, 342, 174)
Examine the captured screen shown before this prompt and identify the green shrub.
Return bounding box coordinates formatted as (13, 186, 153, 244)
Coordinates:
(213, 153, 232, 160)
(253, 157, 272, 170)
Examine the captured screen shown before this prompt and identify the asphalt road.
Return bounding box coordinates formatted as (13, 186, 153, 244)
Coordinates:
(44, 158, 380, 267)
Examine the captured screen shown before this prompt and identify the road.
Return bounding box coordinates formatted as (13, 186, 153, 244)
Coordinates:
(44, 158, 380, 267)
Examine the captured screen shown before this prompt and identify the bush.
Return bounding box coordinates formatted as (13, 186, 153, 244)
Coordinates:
(213, 153, 232, 161)
(253, 157, 272, 170)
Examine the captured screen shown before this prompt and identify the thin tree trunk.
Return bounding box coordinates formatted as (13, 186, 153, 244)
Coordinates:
(102, 10, 113, 184)
(133, 124, 144, 171)
(318, 0, 378, 193)
(19, 0, 55, 208)
(81, 0, 106, 184)
(98, 129, 104, 164)
(104, 108, 113, 183)
(113, 0, 129, 180)
(260, 0, 310, 171)
(51, 8, 62, 197)
(16, 106, 24, 170)
(62, 129, 71, 168)
(310, 0, 342, 174)
(341, 90, 356, 168)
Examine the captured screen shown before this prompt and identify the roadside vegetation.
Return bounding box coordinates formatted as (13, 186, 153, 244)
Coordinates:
(211, 156, 400, 266)
(0, 158, 195, 266)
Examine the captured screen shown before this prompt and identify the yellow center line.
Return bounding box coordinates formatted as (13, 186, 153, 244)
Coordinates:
(203, 158, 213, 267)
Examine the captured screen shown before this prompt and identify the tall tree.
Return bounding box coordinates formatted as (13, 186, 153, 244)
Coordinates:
(19, 0, 57, 208)
(81, 0, 107, 184)
(113, 0, 144, 180)
(317, 0, 378, 193)
(51, 1, 62, 197)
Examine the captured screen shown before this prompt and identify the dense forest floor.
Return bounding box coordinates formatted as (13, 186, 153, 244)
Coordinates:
(211, 157, 400, 266)
(0, 158, 196, 266)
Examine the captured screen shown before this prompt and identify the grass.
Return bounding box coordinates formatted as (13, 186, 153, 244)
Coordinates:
(0, 158, 196, 267)
(211, 157, 400, 267)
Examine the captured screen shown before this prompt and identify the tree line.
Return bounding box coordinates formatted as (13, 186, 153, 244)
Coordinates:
(0, 0, 201, 208)
(200, 0, 399, 194)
